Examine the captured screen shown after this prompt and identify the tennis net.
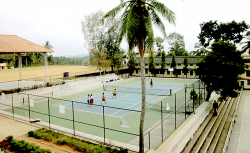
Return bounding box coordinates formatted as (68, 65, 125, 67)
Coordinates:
(104, 84, 172, 96)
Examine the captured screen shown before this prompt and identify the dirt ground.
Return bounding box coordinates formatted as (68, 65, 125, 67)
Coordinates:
(0, 65, 99, 82)
(0, 115, 80, 153)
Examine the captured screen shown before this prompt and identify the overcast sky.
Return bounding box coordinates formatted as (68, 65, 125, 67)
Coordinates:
(0, 0, 249, 56)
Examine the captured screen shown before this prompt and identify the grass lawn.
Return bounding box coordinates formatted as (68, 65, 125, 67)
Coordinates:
(0, 65, 99, 82)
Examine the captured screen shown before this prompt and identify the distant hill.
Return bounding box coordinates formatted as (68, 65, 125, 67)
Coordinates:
(55, 54, 89, 58)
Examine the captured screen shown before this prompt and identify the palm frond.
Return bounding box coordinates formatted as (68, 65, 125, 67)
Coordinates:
(104, 1, 129, 19)
(148, 0, 176, 25)
(149, 9, 167, 38)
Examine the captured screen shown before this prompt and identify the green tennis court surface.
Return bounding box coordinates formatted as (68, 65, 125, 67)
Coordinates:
(4, 77, 199, 144)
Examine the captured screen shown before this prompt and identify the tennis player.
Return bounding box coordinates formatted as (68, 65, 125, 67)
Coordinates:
(150, 79, 153, 88)
(87, 94, 90, 105)
(112, 89, 116, 99)
(89, 94, 94, 107)
(101, 93, 106, 104)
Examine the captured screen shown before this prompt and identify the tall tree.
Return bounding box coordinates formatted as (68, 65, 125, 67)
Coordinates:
(81, 10, 122, 71)
(127, 50, 136, 74)
(104, 0, 175, 151)
(167, 32, 187, 56)
(193, 42, 209, 56)
(160, 51, 166, 74)
(170, 52, 176, 77)
(182, 56, 189, 78)
(198, 20, 249, 48)
(43, 41, 54, 62)
(196, 40, 245, 101)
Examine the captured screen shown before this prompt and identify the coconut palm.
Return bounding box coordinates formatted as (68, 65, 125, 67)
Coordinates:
(104, 0, 175, 152)
(43, 41, 53, 50)
(241, 36, 250, 53)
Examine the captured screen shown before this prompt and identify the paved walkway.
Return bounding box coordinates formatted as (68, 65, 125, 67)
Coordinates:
(227, 90, 250, 153)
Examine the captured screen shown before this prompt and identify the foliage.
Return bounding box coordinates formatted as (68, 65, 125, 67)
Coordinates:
(192, 42, 209, 56)
(182, 56, 189, 77)
(53, 56, 89, 65)
(155, 36, 164, 52)
(149, 50, 156, 75)
(160, 51, 167, 74)
(81, 10, 123, 72)
(104, 0, 175, 151)
(0, 136, 51, 153)
(167, 32, 187, 56)
(241, 32, 250, 53)
(27, 128, 128, 153)
(170, 52, 176, 69)
(196, 40, 245, 101)
(190, 88, 198, 100)
(127, 50, 136, 73)
(198, 20, 249, 48)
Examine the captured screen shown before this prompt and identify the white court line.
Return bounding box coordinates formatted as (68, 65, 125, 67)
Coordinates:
(237, 97, 249, 153)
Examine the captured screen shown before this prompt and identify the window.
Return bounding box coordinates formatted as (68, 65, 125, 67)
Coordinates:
(246, 71, 250, 77)
(167, 64, 170, 66)
(156, 64, 159, 66)
(190, 64, 193, 66)
(167, 70, 170, 75)
(145, 63, 148, 66)
(248, 80, 250, 85)
(178, 64, 181, 66)
(136, 69, 138, 74)
(145, 69, 148, 74)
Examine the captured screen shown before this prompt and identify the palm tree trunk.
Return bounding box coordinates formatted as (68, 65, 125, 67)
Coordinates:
(139, 55, 146, 153)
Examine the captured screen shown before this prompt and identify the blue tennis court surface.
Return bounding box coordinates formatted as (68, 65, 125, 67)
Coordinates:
(54, 82, 185, 117)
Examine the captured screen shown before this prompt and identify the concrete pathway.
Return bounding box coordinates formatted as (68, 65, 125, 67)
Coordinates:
(227, 90, 250, 153)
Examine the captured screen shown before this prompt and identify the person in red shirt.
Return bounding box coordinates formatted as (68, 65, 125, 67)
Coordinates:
(101, 93, 106, 104)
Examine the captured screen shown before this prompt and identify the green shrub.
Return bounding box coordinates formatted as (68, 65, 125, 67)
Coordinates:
(28, 131, 35, 137)
(5, 135, 13, 142)
(190, 88, 198, 100)
(34, 132, 42, 139)
(99, 147, 107, 152)
(43, 134, 52, 141)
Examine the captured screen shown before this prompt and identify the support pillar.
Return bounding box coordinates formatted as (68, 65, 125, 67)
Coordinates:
(18, 53, 22, 81)
(44, 53, 48, 83)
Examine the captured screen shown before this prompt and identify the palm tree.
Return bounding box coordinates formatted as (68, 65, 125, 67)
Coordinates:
(241, 35, 250, 53)
(43, 41, 53, 50)
(104, 0, 175, 152)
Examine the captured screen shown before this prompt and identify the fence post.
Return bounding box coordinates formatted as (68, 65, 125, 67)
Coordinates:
(185, 87, 186, 119)
(149, 132, 151, 150)
(199, 80, 200, 105)
(175, 94, 177, 129)
(204, 83, 206, 101)
(48, 97, 50, 129)
(28, 94, 30, 122)
(161, 101, 163, 142)
(12, 94, 14, 118)
(193, 83, 195, 112)
(103, 106, 106, 144)
(72, 101, 75, 136)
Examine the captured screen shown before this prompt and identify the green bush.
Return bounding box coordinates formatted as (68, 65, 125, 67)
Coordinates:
(190, 88, 198, 100)
(34, 132, 42, 139)
(28, 131, 35, 137)
(5, 135, 13, 142)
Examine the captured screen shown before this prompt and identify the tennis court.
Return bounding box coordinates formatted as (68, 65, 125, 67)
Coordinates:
(2, 77, 200, 148)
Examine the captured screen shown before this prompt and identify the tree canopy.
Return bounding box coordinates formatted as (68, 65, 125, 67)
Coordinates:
(167, 32, 187, 56)
(196, 40, 245, 101)
(198, 20, 249, 48)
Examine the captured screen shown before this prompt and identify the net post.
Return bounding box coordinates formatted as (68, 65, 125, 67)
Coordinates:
(161, 101, 163, 142)
(170, 88, 172, 96)
(72, 101, 75, 136)
(148, 132, 151, 150)
(103, 106, 106, 144)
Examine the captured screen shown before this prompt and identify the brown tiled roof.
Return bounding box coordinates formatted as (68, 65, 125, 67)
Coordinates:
(0, 34, 54, 54)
